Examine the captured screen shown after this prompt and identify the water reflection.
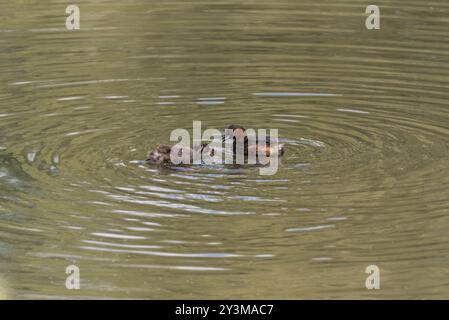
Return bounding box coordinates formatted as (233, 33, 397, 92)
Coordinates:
(1, 0, 449, 299)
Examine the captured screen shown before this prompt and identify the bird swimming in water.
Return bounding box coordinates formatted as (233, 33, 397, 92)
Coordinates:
(146, 124, 284, 165)
(146, 143, 212, 165)
(222, 124, 284, 157)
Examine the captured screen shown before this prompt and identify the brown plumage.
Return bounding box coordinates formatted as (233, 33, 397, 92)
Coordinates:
(146, 125, 284, 165)
(146, 144, 173, 165)
(146, 143, 212, 165)
(224, 125, 285, 157)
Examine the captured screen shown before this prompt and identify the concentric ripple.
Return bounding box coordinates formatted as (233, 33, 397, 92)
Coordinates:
(1, 0, 449, 299)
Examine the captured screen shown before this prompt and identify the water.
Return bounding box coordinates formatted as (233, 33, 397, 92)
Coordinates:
(1, 0, 449, 299)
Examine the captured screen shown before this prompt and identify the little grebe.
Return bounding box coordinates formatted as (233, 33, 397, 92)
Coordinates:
(146, 124, 284, 165)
